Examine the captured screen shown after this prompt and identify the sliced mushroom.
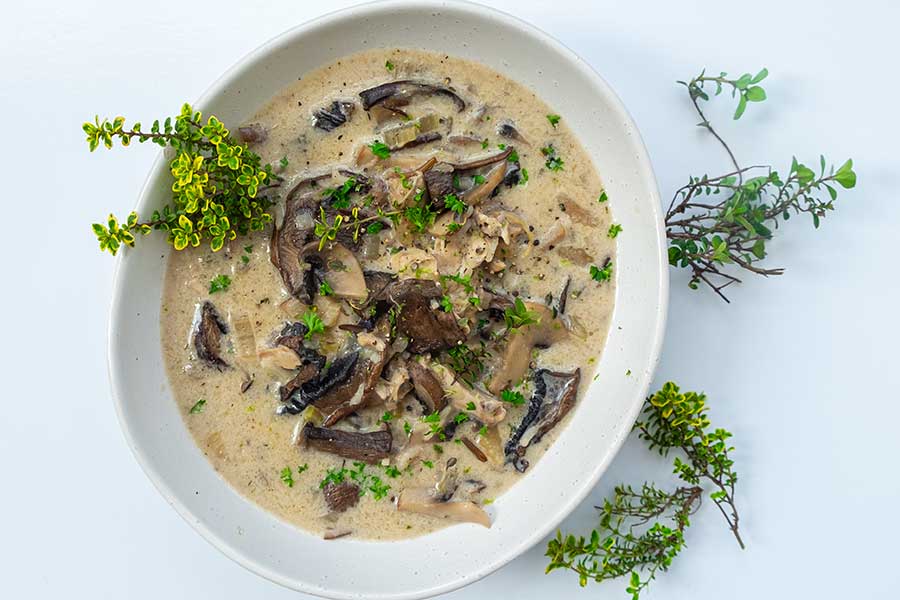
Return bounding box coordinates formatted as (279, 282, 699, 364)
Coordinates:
(303, 423, 392, 463)
(497, 119, 529, 145)
(558, 194, 594, 225)
(237, 123, 268, 144)
(488, 302, 568, 394)
(408, 361, 447, 412)
(556, 246, 595, 266)
(431, 364, 507, 425)
(323, 528, 352, 540)
(359, 80, 466, 112)
(323, 481, 361, 512)
(270, 188, 316, 300)
(434, 457, 460, 501)
(396, 487, 490, 528)
(194, 301, 228, 369)
(372, 279, 465, 353)
(301, 242, 368, 302)
(313, 100, 355, 131)
(505, 368, 581, 472)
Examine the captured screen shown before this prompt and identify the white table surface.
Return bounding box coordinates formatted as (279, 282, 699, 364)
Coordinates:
(3, 0, 897, 598)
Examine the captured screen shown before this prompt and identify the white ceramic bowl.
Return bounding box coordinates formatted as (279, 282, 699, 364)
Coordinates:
(108, 1, 667, 597)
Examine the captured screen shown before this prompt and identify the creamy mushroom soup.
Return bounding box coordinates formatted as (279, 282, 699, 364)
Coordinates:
(161, 48, 616, 540)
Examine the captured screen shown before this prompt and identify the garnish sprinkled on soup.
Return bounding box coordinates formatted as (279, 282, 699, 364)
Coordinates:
(161, 49, 616, 540)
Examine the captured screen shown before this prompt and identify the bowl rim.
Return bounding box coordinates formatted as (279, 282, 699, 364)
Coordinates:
(107, 0, 668, 597)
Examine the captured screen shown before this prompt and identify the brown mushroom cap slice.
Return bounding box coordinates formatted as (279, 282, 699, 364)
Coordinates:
(407, 361, 447, 412)
(301, 241, 368, 302)
(372, 279, 465, 354)
(303, 423, 392, 463)
(488, 302, 568, 395)
(505, 368, 581, 472)
(359, 80, 466, 112)
(396, 487, 491, 528)
(323, 481, 361, 513)
(194, 301, 229, 369)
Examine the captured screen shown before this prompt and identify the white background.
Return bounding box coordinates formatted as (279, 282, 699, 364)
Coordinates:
(2, 0, 897, 598)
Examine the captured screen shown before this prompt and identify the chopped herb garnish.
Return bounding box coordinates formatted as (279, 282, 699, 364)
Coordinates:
(519, 167, 529, 186)
(439, 272, 474, 293)
(444, 342, 490, 388)
(279, 156, 289, 169)
(368, 140, 391, 159)
(439, 295, 454, 312)
(297, 464, 309, 475)
(465, 401, 477, 411)
(598, 191, 608, 203)
(301, 309, 325, 338)
(322, 177, 358, 209)
(481, 138, 489, 149)
(454, 412, 470, 425)
(189, 399, 206, 414)
(209, 274, 231, 294)
(473, 174, 486, 185)
(541, 144, 565, 171)
(608, 223, 623, 238)
(318, 280, 334, 296)
(421, 460, 434, 469)
(433, 444, 444, 454)
(384, 465, 401, 478)
(508, 149, 520, 163)
(319, 466, 347, 488)
(369, 477, 391, 500)
(385, 60, 395, 71)
(421, 411, 446, 441)
(478, 424, 489, 437)
(468, 296, 481, 308)
(403, 420, 412, 436)
(380, 411, 393, 423)
(404, 188, 437, 232)
(547, 114, 561, 127)
(590, 261, 613, 283)
(446, 222, 461, 233)
(366, 221, 384, 235)
(501, 388, 527, 406)
(444, 193, 467, 215)
(504, 297, 540, 330)
(280, 467, 295, 488)
(240, 254, 249, 264)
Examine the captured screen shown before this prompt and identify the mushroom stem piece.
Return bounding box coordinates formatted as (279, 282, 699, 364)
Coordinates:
(396, 487, 491, 528)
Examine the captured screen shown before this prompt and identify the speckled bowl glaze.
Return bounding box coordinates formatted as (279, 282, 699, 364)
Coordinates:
(108, 1, 667, 597)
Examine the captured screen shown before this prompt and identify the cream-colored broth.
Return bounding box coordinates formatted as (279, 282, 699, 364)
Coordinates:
(161, 48, 615, 540)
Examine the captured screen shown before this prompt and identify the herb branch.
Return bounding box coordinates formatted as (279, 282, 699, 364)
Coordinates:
(547, 383, 739, 598)
(667, 69, 858, 301)
(86, 103, 277, 255)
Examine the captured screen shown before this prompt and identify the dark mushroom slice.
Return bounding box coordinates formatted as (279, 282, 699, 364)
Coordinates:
(461, 436, 487, 462)
(282, 351, 359, 411)
(237, 123, 268, 144)
(194, 301, 229, 369)
(313, 100, 355, 131)
(505, 368, 581, 472)
(363, 270, 396, 299)
(359, 80, 466, 112)
(372, 279, 465, 353)
(422, 148, 514, 207)
(303, 423, 392, 463)
(497, 119, 529, 145)
(383, 114, 445, 151)
(270, 189, 317, 300)
(558, 277, 572, 315)
(323, 481, 360, 512)
(408, 361, 447, 412)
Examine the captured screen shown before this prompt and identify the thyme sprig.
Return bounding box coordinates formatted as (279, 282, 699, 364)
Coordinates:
(547, 383, 739, 598)
(87, 103, 277, 254)
(667, 69, 858, 301)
